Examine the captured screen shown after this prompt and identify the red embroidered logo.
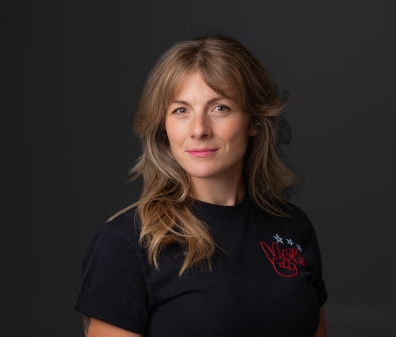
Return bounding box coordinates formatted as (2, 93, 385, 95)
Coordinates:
(260, 235, 306, 278)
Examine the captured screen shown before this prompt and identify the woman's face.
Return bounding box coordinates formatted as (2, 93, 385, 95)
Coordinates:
(165, 72, 254, 185)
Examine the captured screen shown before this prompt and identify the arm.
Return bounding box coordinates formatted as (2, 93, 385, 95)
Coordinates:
(314, 307, 328, 337)
(76, 225, 149, 337)
(83, 315, 143, 337)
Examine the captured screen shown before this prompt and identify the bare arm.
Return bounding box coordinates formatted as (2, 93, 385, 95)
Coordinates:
(83, 315, 143, 337)
(314, 307, 328, 337)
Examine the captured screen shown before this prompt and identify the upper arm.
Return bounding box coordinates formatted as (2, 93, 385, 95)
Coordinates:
(83, 316, 143, 337)
(75, 223, 149, 334)
(314, 307, 328, 337)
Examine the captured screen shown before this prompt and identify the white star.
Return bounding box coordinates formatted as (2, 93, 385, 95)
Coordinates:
(296, 244, 302, 252)
(273, 234, 283, 243)
(286, 238, 294, 246)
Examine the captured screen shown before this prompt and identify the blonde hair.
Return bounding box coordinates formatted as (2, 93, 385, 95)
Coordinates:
(120, 34, 299, 275)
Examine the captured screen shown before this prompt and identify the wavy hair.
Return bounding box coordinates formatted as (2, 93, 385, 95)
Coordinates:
(118, 34, 299, 275)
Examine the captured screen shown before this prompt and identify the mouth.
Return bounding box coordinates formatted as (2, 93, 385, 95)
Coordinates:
(186, 148, 218, 158)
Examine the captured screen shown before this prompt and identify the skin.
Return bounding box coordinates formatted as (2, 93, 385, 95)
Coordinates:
(165, 71, 255, 206)
(82, 71, 328, 336)
(315, 307, 329, 337)
(82, 316, 142, 337)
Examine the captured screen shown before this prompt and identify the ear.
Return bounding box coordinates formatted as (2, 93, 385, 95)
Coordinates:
(248, 123, 257, 136)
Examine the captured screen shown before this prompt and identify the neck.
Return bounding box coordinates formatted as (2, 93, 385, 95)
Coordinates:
(190, 175, 245, 206)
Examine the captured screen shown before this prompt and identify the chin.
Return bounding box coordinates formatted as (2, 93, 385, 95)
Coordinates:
(187, 171, 218, 179)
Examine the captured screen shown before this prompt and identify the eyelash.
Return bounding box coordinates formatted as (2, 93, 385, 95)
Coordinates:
(213, 105, 230, 112)
(173, 104, 230, 114)
(173, 107, 187, 114)
(172, 105, 230, 114)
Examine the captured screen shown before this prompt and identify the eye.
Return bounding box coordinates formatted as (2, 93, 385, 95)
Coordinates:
(173, 107, 187, 114)
(213, 105, 230, 112)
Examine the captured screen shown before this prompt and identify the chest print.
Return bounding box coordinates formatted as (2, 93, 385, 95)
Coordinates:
(260, 234, 306, 278)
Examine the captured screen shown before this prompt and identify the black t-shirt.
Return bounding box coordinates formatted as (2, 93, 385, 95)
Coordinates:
(75, 197, 328, 336)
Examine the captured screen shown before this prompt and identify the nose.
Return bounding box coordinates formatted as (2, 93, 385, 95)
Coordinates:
(190, 113, 212, 139)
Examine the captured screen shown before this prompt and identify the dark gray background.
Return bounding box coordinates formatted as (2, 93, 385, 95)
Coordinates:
(4, 1, 395, 336)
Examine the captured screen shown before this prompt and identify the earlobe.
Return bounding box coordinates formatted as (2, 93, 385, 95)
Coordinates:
(248, 125, 257, 136)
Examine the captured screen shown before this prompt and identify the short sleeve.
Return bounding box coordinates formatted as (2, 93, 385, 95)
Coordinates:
(74, 223, 150, 334)
(309, 224, 328, 307)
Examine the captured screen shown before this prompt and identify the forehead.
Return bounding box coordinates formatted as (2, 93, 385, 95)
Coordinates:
(173, 72, 216, 99)
(170, 70, 237, 104)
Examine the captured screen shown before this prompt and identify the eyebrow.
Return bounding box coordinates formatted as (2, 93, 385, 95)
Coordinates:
(170, 96, 226, 106)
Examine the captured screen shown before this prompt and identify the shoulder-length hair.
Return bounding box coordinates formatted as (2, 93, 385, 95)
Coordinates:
(121, 34, 299, 274)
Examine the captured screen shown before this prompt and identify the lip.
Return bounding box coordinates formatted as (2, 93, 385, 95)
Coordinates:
(186, 148, 218, 158)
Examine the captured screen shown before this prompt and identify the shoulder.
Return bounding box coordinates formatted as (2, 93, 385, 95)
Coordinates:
(81, 206, 147, 278)
(283, 202, 316, 235)
(279, 202, 324, 256)
(285, 202, 312, 223)
(253, 200, 313, 230)
(76, 206, 150, 334)
(91, 206, 141, 251)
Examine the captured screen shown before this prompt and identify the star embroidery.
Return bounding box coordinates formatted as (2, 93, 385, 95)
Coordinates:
(286, 238, 294, 246)
(296, 244, 302, 252)
(273, 234, 283, 244)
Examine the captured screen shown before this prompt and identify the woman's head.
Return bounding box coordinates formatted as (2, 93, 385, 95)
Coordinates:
(133, 34, 297, 209)
(129, 34, 299, 273)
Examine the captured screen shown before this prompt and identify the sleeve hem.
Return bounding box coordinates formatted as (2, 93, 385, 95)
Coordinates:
(317, 288, 328, 308)
(74, 293, 149, 334)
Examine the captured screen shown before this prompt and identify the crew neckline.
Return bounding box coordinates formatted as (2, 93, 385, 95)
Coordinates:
(192, 193, 252, 217)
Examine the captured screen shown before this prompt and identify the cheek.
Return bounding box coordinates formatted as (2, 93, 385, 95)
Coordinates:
(223, 122, 250, 145)
(165, 115, 185, 131)
(165, 120, 178, 147)
(165, 128, 186, 162)
(166, 132, 183, 150)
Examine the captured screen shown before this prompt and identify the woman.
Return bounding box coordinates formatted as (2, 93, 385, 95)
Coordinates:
(75, 34, 329, 337)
